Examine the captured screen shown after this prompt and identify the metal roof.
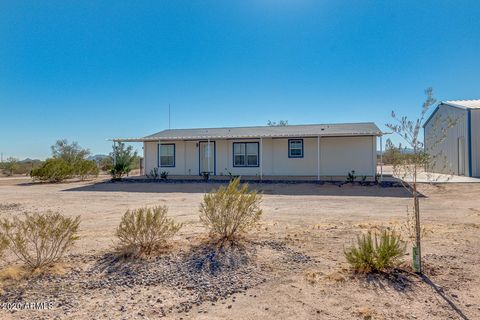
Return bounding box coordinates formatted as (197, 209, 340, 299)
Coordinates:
(423, 100, 480, 128)
(111, 122, 382, 142)
(443, 100, 480, 109)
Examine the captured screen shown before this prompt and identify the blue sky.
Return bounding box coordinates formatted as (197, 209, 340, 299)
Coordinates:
(1, 1, 479, 159)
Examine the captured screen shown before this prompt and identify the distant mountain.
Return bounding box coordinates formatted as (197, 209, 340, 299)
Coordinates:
(88, 154, 109, 162)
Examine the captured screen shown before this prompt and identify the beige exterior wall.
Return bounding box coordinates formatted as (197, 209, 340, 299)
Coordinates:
(143, 136, 377, 177)
(424, 105, 469, 176)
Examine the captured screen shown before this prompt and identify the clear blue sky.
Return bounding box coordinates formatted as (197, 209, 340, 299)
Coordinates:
(1, 1, 479, 159)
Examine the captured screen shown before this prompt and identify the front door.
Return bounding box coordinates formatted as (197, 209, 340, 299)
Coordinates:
(199, 141, 215, 175)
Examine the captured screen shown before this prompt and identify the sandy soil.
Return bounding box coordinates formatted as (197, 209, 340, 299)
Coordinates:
(0, 177, 479, 319)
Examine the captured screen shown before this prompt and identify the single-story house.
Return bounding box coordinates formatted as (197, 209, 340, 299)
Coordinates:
(112, 122, 382, 180)
(423, 100, 480, 177)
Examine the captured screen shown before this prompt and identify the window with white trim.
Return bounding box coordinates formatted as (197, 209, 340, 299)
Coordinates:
(158, 144, 175, 167)
(233, 142, 259, 167)
(288, 139, 303, 158)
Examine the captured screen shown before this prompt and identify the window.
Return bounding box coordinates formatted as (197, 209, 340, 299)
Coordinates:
(158, 144, 175, 167)
(233, 142, 259, 167)
(288, 139, 303, 158)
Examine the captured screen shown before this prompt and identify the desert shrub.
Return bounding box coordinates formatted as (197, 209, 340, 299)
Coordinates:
(199, 178, 263, 241)
(0, 212, 80, 270)
(30, 158, 73, 182)
(116, 205, 182, 255)
(0, 233, 8, 258)
(344, 230, 406, 273)
(74, 159, 99, 180)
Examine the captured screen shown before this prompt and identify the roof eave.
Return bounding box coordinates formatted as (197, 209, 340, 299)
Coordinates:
(109, 132, 382, 142)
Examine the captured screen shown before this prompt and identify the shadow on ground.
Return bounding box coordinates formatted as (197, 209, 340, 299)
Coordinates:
(61, 181, 415, 197)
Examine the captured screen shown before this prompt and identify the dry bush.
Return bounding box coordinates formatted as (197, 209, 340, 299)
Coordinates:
(116, 205, 182, 256)
(199, 178, 263, 241)
(0, 234, 8, 259)
(344, 230, 406, 273)
(0, 212, 80, 270)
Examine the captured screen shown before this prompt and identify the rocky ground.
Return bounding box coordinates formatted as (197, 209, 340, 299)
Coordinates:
(0, 177, 479, 319)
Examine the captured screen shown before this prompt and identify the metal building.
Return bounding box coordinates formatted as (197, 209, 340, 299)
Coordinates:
(423, 100, 480, 177)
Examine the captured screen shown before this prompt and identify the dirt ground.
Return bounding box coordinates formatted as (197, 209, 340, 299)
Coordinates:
(0, 177, 479, 319)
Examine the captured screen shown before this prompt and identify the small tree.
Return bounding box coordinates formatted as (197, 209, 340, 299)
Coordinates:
(3, 157, 19, 176)
(110, 142, 137, 180)
(386, 88, 457, 274)
(199, 178, 263, 241)
(51, 139, 90, 165)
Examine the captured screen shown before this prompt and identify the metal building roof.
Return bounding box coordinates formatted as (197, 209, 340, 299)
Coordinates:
(443, 100, 480, 109)
(423, 99, 480, 128)
(111, 122, 382, 142)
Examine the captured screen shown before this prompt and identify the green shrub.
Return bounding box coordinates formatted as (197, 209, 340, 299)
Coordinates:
(74, 159, 99, 180)
(344, 230, 406, 273)
(0, 212, 80, 270)
(30, 158, 73, 182)
(199, 178, 263, 241)
(116, 205, 182, 255)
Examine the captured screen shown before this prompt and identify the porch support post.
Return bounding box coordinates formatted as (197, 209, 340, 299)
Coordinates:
(158, 140, 161, 171)
(260, 138, 263, 180)
(317, 136, 321, 181)
(380, 135, 383, 182)
(113, 141, 116, 166)
(207, 138, 211, 174)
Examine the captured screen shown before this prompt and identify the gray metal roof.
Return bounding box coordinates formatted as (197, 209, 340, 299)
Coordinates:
(443, 100, 480, 109)
(111, 122, 382, 142)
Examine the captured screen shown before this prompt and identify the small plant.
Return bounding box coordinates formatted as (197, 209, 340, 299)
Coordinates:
(199, 178, 263, 241)
(160, 171, 169, 180)
(147, 168, 160, 179)
(30, 158, 73, 182)
(346, 170, 356, 184)
(116, 206, 182, 256)
(201, 171, 210, 181)
(344, 230, 406, 273)
(0, 212, 80, 270)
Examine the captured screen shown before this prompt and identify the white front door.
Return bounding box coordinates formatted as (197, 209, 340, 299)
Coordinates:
(199, 141, 215, 175)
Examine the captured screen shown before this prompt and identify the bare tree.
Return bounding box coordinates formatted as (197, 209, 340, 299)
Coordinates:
(51, 139, 90, 165)
(3, 157, 19, 176)
(386, 88, 457, 274)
